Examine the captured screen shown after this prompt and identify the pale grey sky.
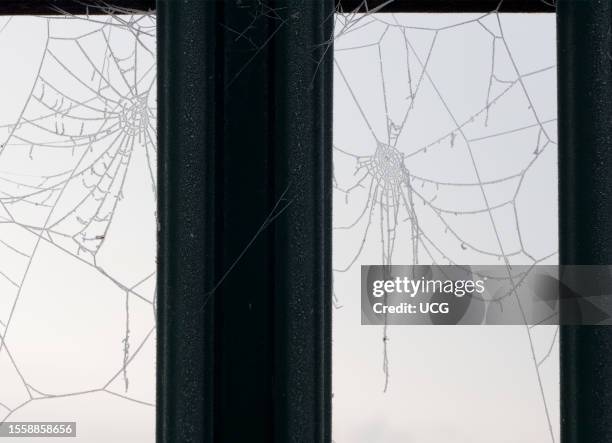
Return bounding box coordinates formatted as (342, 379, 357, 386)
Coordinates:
(333, 12, 558, 443)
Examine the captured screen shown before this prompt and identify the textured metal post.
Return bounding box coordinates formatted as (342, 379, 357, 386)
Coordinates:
(157, 0, 218, 441)
(558, 1, 612, 442)
(157, 1, 333, 442)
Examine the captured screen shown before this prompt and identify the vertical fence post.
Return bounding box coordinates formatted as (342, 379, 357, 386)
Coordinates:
(157, 1, 333, 441)
(157, 0, 219, 441)
(558, 1, 612, 442)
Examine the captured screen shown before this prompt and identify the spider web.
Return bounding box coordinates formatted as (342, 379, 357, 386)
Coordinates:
(0, 10, 156, 441)
(333, 9, 558, 443)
